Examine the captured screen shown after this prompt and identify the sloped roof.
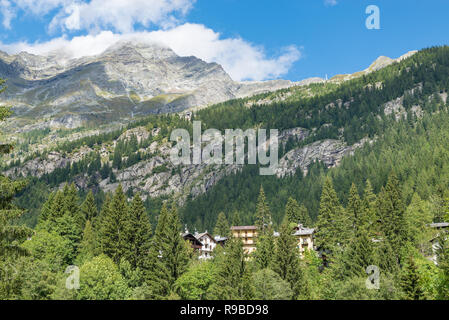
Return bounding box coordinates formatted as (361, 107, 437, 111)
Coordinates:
(196, 232, 216, 242)
(231, 226, 257, 230)
(293, 227, 315, 236)
(429, 222, 449, 228)
(214, 236, 228, 242)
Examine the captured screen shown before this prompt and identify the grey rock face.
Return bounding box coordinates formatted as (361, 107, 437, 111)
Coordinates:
(0, 41, 303, 127)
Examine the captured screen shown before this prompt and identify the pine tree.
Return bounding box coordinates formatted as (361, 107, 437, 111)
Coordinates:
(126, 193, 152, 270)
(272, 216, 308, 299)
(315, 177, 346, 253)
(254, 225, 275, 270)
(347, 183, 363, 232)
(98, 184, 131, 264)
(377, 172, 408, 265)
(207, 238, 253, 300)
(213, 212, 230, 237)
(436, 233, 449, 299)
(231, 211, 241, 227)
(255, 186, 272, 234)
(77, 220, 96, 264)
(285, 197, 312, 227)
(62, 184, 81, 218)
(0, 176, 31, 260)
(375, 238, 399, 275)
(400, 256, 424, 300)
(341, 227, 375, 278)
(146, 203, 191, 299)
(0, 81, 33, 298)
(80, 191, 98, 223)
(36, 188, 83, 263)
(362, 179, 379, 237)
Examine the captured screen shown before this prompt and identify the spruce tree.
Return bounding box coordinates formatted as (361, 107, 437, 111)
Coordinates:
(341, 227, 375, 278)
(36, 188, 82, 263)
(272, 216, 308, 299)
(146, 203, 190, 299)
(77, 220, 96, 264)
(315, 177, 346, 253)
(347, 183, 363, 232)
(213, 212, 230, 237)
(285, 197, 311, 227)
(400, 256, 424, 300)
(436, 233, 449, 299)
(362, 179, 379, 237)
(98, 184, 130, 264)
(126, 193, 152, 270)
(0, 82, 33, 298)
(207, 238, 253, 300)
(255, 186, 272, 234)
(254, 226, 275, 270)
(231, 211, 241, 227)
(80, 191, 98, 224)
(377, 172, 408, 265)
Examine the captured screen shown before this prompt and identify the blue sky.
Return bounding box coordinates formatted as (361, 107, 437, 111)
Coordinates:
(0, 0, 448, 81)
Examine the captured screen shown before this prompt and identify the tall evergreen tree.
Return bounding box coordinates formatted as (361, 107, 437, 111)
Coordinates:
(231, 211, 241, 227)
(377, 172, 408, 265)
(436, 233, 449, 299)
(146, 203, 190, 299)
(285, 197, 312, 227)
(347, 183, 363, 232)
(207, 238, 254, 300)
(341, 227, 375, 278)
(362, 179, 379, 237)
(400, 256, 424, 300)
(213, 212, 230, 237)
(98, 184, 130, 264)
(254, 226, 275, 270)
(315, 177, 347, 253)
(255, 186, 272, 234)
(272, 216, 308, 299)
(77, 220, 96, 264)
(80, 191, 98, 224)
(0, 81, 33, 298)
(126, 193, 152, 270)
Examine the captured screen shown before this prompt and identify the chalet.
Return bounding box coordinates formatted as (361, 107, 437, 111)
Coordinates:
(428, 222, 449, 264)
(292, 223, 315, 257)
(231, 226, 258, 254)
(195, 231, 217, 260)
(182, 232, 203, 251)
(214, 236, 228, 247)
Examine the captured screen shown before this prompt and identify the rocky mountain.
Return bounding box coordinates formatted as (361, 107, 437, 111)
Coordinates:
(0, 41, 302, 128)
(329, 50, 417, 82)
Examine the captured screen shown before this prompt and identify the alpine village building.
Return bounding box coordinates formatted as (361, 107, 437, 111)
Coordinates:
(183, 222, 316, 259)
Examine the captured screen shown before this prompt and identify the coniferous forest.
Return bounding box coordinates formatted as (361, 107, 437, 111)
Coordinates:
(2, 46, 449, 300)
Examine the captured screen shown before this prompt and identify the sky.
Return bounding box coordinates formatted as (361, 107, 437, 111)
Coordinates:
(0, 0, 448, 82)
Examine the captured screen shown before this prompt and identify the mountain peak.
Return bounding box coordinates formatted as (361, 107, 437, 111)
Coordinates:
(102, 40, 176, 60)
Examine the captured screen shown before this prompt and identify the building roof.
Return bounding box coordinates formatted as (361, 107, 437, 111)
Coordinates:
(231, 226, 257, 231)
(182, 233, 203, 246)
(429, 222, 449, 228)
(292, 226, 315, 236)
(195, 232, 216, 242)
(214, 236, 228, 242)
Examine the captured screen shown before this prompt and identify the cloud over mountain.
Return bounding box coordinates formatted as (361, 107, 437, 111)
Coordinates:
(0, 23, 301, 81)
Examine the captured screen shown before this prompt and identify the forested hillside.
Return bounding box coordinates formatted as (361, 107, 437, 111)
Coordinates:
(1, 46, 449, 300)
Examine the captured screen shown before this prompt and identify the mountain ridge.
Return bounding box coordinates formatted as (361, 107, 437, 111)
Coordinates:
(0, 41, 416, 131)
(0, 41, 300, 128)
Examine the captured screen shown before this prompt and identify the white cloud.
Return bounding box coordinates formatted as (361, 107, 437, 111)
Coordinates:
(2, 0, 195, 33)
(0, 24, 301, 81)
(0, 1, 301, 81)
(0, 0, 15, 29)
(324, 0, 338, 6)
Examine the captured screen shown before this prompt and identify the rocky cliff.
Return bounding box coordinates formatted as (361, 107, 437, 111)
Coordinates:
(0, 41, 301, 128)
